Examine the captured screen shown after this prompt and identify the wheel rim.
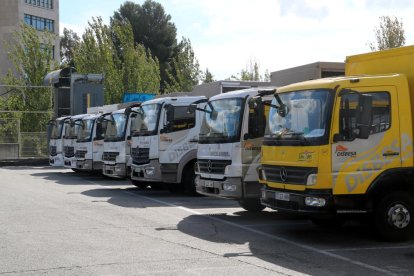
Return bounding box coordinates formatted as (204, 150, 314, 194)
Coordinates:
(387, 203, 411, 229)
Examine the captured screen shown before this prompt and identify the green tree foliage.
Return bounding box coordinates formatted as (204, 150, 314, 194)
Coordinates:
(369, 16, 406, 51)
(74, 17, 160, 104)
(1, 23, 57, 131)
(164, 38, 201, 93)
(60, 28, 80, 68)
(112, 0, 177, 89)
(231, 59, 269, 82)
(202, 68, 215, 83)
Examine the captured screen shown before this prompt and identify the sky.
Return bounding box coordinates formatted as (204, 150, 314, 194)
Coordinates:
(60, 0, 414, 80)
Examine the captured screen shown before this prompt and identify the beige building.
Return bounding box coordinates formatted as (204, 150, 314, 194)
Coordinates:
(0, 0, 59, 79)
(271, 62, 345, 87)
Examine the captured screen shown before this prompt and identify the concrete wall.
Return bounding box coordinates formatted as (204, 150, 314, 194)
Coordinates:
(0, 144, 19, 159)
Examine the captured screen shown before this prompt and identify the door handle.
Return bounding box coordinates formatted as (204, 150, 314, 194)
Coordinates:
(382, 152, 399, 157)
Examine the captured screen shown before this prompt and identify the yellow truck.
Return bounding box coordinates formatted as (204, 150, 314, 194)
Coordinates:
(258, 45, 414, 241)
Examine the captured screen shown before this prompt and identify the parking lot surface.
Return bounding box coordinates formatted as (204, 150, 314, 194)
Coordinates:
(1, 167, 414, 275)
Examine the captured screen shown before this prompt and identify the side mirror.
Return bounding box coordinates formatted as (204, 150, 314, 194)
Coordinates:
(165, 104, 174, 123)
(210, 110, 218, 120)
(124, 106, 134, 116)
(356, 94, 373, 139)
(187, 104, 197, 114)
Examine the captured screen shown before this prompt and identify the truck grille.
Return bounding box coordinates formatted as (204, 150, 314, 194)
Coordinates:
(131, 147, 150, 165)
(198, 159, 232, 174)
(75, 150, 87, 159)
(262, 165, 317, 185)
(102, 151, 119, 162)
(64, 146, 75, 158)
(49, 146, 57, 156)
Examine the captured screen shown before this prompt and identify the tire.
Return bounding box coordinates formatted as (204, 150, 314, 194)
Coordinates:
(374, 192, 414, 242)
(311, 217, 346, 228)
(71, 168, 80, 173)
(131, 180, 148, 190)
(182, 164, 198, 196)
(238, 198, 265, 212)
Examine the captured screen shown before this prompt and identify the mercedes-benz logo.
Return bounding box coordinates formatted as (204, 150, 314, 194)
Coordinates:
(207, 160, 212, 173)
(280, 167, 288, 182)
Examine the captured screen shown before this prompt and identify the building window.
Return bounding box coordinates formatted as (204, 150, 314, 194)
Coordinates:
(40, 43, 55, 59)
(25, 0, 53, 9)
(24, 14, 54, 32)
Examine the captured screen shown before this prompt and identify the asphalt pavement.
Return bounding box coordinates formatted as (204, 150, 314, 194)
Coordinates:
(1, 167, 414, 275)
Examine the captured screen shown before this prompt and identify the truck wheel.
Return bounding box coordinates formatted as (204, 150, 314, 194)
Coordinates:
(374, 192, 414, 241)
(311, 217, 345, 228)
(183, 166, 198, 196)
(131, 180, 148, 190)
(238, 199, 265, 212)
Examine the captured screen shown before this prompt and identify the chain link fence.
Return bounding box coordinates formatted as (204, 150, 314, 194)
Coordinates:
(0, 84, 53, 160)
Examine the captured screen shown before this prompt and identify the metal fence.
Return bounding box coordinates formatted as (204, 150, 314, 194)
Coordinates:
(0, 84, 53, 160)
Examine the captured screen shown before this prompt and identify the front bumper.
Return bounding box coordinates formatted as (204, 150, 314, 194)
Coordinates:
(76, 159, 95, 171)
(64, 157, 76, 169)
(49, 154, 64, 167)
(195, 176, 262, 200)
(261, 187, 335, 216)
(103, 163, 127, 178)
(131, 160, 162, 182)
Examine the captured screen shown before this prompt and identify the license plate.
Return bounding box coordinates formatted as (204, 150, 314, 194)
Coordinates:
(275, 192, 290, 201)
(204, 180, 214, 188)
(135, 168, 141, 173)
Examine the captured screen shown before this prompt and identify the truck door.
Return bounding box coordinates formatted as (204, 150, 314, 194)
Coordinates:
(331, 86, 401, 195)
(159, 105, 196, 164)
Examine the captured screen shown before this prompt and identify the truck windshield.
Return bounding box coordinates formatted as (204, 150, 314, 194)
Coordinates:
(265, 89, 333, 146)
(105, 113, 127, 142)
(131, 104, 161, 136)
(77, 119, 94, 142)
(65, 121, 81, 139)
(199, 98, 244, 144)
(50, 121, 64, 139)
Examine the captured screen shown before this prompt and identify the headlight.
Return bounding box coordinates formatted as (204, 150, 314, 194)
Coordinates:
(145, 167, 155, 176)
(223, 182, 237, 192)
(258, 167, 266, 181)
(306, 174, 317, 186)
(305, 197, 326, 207)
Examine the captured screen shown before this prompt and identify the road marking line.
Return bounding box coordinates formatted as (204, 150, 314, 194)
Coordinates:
(122, 190, 396, 276)
(326, 245, 414, 252)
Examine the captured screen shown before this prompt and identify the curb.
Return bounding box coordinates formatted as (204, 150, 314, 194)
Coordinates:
(0, 158, 49, 167)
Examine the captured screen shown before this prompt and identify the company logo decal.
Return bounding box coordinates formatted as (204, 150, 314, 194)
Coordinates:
(299, 151, 314, 161)
(335, 145, 356, 157)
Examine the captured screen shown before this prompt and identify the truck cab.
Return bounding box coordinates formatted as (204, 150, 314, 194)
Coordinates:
(130, 96, 207, 192)
(102, 106, 138, 178)
(259, 46, 414, 241)
(63, 114, 88, 170)
(48, 116, 70, 167)
(75, 113, 108, 172)
(195, 88, 274, 211)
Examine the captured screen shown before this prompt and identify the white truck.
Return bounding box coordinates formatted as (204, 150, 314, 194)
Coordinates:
(74, 113, 109, 172)
(48, 116, 71, 167)
(63, 114, 89, 170)
(102, 106, 139, 178)
(130, 96, 207, 193)
(195, 88, 275, 211)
